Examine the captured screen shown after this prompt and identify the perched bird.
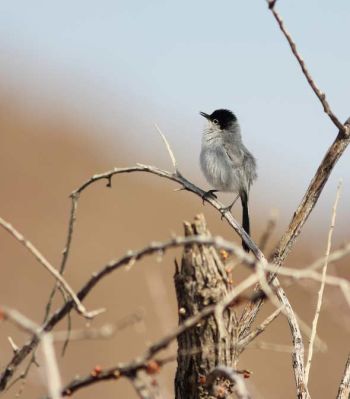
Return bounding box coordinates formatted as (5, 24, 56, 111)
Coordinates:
(199, 109, 257, 251)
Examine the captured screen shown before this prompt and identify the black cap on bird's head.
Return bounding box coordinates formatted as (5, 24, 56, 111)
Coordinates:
(200, 109, 237, 130)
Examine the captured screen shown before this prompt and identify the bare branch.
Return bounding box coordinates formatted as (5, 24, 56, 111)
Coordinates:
(275, 279, 311, 398)
(154, 123, 178, 172)
(0, 217, 103, 320)
(7, 337, 19, 354)
(53, 311, 144, 342)
(250, 6, 350, 352)
(241, 116, 350, 345)
(337, 354, 350, 399)
(1, 307, 62, 399)
(305, 181, 342, 384)
(238, 306, 283, 350)
(263, 262, 350, 309)
(71, 164, 265, 260)
(272, 123, 350, 264)
(41, 334, 62, 399)
(44, 194, 79, 321)
(247, 341, 294, 353)
(267, 0, 347, 134)
(307, 242, 350, 272)
(0, 306, 39, 335)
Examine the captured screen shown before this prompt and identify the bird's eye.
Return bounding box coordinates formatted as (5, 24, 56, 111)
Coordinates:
(212, 119, 219, 124)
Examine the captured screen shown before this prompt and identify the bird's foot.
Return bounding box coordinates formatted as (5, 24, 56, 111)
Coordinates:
(201, 189, 218, 205)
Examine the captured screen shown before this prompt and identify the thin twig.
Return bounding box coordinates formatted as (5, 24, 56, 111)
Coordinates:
(238, 306, 283, 350)
(304, 181, 343, 384)
(0, 307, 39, 335)
(262, 262, 350, 308)
(54, 311, 144, 342)
(44, 194, 79, 321)
(7, 337, 19, 354)
(307, 242, 350, 272)
(154, 123, 178, 172)
(0, 217, 103, 320)
(247, 341, 294, 353)
(59, 193, 79, 275)
(267, 0, 346, 134)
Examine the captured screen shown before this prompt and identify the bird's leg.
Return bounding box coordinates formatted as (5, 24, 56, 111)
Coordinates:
(220, 194, 240, 218)
(201, 189, 218, 205)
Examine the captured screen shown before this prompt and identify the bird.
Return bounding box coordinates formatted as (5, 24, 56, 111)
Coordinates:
(199, 109, 257, 252)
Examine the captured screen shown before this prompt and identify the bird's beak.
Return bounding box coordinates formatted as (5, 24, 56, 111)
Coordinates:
(199, 111, 210, 120)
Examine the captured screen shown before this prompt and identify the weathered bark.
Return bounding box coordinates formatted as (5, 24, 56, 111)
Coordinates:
(174, 214, 239, 399)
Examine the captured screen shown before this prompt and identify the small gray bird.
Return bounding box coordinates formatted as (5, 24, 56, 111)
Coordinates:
(199, 109, 257, 251)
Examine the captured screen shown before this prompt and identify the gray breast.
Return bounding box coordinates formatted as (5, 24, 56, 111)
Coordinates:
(200, 145, 239, 192)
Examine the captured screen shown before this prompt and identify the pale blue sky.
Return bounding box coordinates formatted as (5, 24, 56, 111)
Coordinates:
(1, 1, 349, 238)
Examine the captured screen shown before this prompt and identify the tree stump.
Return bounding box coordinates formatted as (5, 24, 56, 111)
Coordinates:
(174, 214, 239, 399)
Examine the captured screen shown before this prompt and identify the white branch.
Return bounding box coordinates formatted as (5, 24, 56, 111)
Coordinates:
(41, 334, 62, 399)
(154, 123, 178, 171)
(304, 181, 343, 384)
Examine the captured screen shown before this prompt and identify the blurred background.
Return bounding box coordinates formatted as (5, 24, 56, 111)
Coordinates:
(0, 1, 349, 398)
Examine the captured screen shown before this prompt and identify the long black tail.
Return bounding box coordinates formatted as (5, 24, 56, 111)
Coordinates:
(240, 190, 250, 252)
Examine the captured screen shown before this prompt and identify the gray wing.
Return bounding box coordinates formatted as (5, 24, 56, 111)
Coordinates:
(242, 145, 257, 189)
(223, 143, 257, 193)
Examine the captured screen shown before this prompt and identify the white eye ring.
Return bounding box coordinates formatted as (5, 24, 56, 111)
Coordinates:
(212, 119, 219, 124)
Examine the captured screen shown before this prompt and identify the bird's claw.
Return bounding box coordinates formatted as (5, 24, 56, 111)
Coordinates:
(201, 190, 218, 205)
